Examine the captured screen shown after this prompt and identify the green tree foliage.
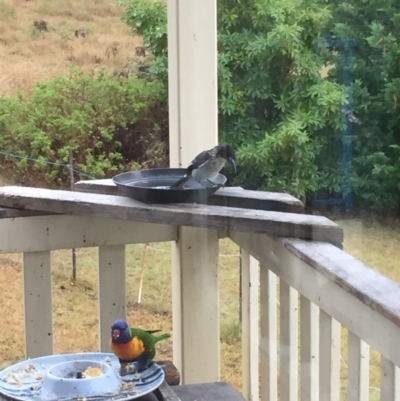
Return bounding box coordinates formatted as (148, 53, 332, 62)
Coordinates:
(120, 0, 346, 202)
(217, 0, 345, 200)
(0, 70, 169, 187)
(119, 0, 168, 81)
(327, 1, 400, 211)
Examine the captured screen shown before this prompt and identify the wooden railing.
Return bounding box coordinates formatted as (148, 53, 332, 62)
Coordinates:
(0, 183, 399, 401)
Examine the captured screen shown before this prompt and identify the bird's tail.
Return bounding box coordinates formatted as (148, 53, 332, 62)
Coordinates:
(170, 175, 191, 188)
(153, 333, 171, 343)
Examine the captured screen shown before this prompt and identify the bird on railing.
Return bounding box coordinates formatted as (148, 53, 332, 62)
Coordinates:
(109, 319, 170, 376)
(170, 143, 236, 189)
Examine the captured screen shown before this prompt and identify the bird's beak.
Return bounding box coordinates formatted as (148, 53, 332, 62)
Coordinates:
(113, 329, 120, 339)
(229, 158, 236, 172)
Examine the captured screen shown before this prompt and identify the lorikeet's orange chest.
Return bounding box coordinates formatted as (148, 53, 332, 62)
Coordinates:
(109, 337, 145, 361)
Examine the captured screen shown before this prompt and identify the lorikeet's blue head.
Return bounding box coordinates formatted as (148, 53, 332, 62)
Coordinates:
(111, 319, 131, 344)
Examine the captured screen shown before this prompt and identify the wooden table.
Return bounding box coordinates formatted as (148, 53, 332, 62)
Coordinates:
(143, 382, 246, 401)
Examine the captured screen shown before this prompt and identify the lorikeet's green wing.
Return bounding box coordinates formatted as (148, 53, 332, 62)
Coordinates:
(130, 327, 155, 350)
(129, 327, 171, 359)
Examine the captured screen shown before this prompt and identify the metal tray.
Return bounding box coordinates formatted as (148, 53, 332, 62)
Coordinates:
(112, 168, 227, 204)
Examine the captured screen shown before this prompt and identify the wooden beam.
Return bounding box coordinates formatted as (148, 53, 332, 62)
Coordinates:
(319, 312, 341, 401)
(347, 331, 369, 401)
(23, 251, 53, 358)
(241, 251, 259, 401)
(283, 238, 400, 328)
(381, 356, 400, 401)
(168, 0, 221, 385)
(171, 227, 220, 384)
(155, 381, 182, 401)
(300, 296, 319, 401)
(0, 206, 52, 218)
(98, 245, 126, 352)
(74, 179, 305, 214)
(279, 281, 298, 401)
(157, 360, 181, 386)
(172, 382, 248, 401)
(229, 231, 400, 368)
(0, 187, 343, 246)
(259, 266, 278, 401)
(0, 215, 177, 254)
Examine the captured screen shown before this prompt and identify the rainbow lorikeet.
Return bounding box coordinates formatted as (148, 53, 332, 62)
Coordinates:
(109, 319, 170, 376)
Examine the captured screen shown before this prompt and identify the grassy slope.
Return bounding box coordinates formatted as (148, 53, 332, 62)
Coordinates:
(0, 0, 141, 96)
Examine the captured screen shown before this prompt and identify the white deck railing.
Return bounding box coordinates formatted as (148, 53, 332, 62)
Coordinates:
(237, 233, 400, 401)
(0, 184, 399, 401)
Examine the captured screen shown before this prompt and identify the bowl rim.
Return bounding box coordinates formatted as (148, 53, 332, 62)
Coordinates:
(44, 359, 112, 381)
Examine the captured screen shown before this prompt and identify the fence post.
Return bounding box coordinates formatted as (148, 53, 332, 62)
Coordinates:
(69, 149, 77, 280)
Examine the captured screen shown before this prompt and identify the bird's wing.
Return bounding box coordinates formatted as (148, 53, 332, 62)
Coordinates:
(130, 327, 156, 349)
(170, 150, 212, 188)
(188, 150, 212, 171)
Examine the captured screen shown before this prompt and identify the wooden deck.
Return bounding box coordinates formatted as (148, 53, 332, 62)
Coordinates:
(0, 183, 399, 400)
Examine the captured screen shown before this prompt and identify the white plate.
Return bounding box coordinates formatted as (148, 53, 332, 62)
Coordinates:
(0, 352, 165, 401)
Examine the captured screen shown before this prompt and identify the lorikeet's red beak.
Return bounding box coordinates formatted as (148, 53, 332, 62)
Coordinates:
(113, 329, 120, 339)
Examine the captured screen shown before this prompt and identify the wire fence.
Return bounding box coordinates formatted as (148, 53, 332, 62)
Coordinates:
(0, 149, 243, 305)
(0, 150, 97, 180)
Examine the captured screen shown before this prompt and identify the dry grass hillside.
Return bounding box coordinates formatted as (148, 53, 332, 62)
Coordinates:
(0, 0, 142, 96)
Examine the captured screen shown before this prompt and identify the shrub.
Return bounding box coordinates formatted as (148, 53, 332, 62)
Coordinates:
(0, 69, 169, 187)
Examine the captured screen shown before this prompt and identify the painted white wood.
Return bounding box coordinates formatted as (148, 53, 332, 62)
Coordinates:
(0, 215, 177, 253)
(168, 0, 219, 385)
(381, 356, 400, 401)
(0, 188, 341, 245)
(300, 295, 319, 401)
(167, 0, 218, 167)
(23, 251, 53, 358)
(319, 311, 341, 401)
(260, 265, 278, 401)
(347, 331, 369, 401)
(170, 244, 183, 376)
(280, 280, 298, 401)
(229, 231, 400, 368)
(171, 227, 220, 384)
(241, 250, 260, 401)
(98, 245, 126, 352)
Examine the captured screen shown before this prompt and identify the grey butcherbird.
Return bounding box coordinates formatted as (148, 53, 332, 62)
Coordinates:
(170, 144, 236, 189)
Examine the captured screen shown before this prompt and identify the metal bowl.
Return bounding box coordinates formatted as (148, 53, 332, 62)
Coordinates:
(112, 168, 227, 204)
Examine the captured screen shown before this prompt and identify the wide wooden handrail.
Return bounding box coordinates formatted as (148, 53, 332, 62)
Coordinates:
(74, 179, 305, 213)
(230, 230, 400, 368)
(0, 186, 343, 245)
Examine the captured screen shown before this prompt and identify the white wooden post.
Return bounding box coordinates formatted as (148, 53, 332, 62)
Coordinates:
(347, 331, 369, 401)
(168, 0, 220, 384)
(300, 296, 319, 401)
(381, 356, 400, 401)
(260, 266, 278, 401)
(98, 245, 126, 352)
(319, 311, 341, 401)
(171, 228, 219, 384)
(23, 251, 53, 358)
(241, 250, 259, 401)
(279, 280, 299, 401)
